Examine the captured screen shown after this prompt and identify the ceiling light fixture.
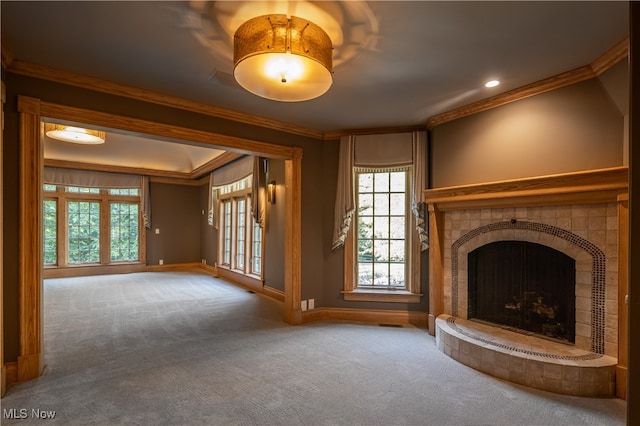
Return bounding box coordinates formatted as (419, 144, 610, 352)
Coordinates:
(45, 124, 106, 145)
(485, 80, 500, 88)
(233, 14, 333, 102)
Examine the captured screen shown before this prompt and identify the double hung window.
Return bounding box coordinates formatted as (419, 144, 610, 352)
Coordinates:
(344, 166, 421, 303)
(216, 176, 264, 278)
(356, 168, 409, 288)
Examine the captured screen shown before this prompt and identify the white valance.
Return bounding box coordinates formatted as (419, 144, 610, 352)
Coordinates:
(212, 155, 253, 186)
(354, 132, 413, 167)
(44, 167, 151, 229)
(332, 131, 428, 251)
(44, 167, 140, 188)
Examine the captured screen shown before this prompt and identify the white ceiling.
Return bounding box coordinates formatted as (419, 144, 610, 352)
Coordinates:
(43, 126, 226, 175)
(1, 1, 630, 172)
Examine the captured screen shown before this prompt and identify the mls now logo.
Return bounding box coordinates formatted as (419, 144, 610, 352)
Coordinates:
(3, 408, 56, 419)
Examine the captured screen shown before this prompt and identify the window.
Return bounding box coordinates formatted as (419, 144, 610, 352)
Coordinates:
(236, 198, 246, 270)
(67, 201, 100, 264)
(42, 184, 144, 268)
(251, 219, 263, 275)
(43, 199, 57, 265)
(356, 169, 408, 288)
(216, 176, 264, 279)
(110, 203, 139, 262)
(222, 200, 232, 266)
(344, 166, 421, 303)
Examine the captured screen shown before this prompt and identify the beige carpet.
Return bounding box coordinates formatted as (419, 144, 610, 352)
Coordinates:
(1, 270, 626, 425)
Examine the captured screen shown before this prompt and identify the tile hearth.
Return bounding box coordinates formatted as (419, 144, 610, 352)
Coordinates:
(435, 314, 617, 397)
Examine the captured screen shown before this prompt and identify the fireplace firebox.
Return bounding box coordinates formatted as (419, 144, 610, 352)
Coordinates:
(468, 241, 576, 343)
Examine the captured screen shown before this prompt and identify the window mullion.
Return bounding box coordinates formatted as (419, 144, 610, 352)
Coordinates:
(59, 194, 68, 267)
(100, 196, 109, 265)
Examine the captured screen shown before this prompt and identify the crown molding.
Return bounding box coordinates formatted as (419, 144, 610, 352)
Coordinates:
(189, 151, 244, 180)
(4, 37, 628, 138)
(426, 37, 629, 130)
(44, 158, 192, 181)
(1, 38, 14, 70)
(323, 124, 427, 141)
(5, 59, 324, 140)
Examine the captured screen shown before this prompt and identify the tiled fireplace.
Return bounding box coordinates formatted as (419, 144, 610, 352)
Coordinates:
(424, 167, 628, 398)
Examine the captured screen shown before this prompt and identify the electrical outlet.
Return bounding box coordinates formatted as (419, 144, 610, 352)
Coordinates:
(301, 300, 308, 311)
(308, 299, 315, 310)
(202, 259, 207, 265)
(155, 228, 160, 234)
(159, 259, 164, 265)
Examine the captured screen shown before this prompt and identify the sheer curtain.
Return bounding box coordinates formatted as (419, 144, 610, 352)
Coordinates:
(207, 171, 216, 227)
(141, 176, 151, 229)
(207, 155, 255, 228)
(251, 157, 266, 226)
(331, 135, 355, 250)
(412, 131, 429, 250)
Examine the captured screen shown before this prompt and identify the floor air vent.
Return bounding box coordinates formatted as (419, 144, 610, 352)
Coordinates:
(379, 323, 403, 328)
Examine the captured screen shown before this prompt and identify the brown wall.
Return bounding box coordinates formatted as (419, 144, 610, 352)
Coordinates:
(199, 184, 217, 267)
(2, 72, 324, 362)
(431, 77, 625, 187)
(146, 183, 201, 265)
(264, 159, 286, 292)
(1, 59, 628, 362)
(320, 139, 430, 312)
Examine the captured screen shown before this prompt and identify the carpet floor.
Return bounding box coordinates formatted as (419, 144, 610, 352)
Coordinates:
(1, 270, 626, 425)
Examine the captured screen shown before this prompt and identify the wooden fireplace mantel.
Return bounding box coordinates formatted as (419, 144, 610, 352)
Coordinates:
(423, 166, 629, 399)
(424, 166, 628, 211)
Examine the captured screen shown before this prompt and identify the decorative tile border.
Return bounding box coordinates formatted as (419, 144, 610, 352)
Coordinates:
(450, 220, 606, 354)
(445, 316, 602, 361)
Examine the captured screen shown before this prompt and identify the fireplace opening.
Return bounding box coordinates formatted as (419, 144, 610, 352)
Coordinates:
(468, 241, 576, 343)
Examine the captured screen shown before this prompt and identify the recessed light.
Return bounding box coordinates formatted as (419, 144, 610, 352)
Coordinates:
(485, 80, 500, 88)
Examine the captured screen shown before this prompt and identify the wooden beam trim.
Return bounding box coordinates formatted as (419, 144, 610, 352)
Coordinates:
(591, 37, 630, 76)
(148, 176, 202, 187)
(284, 156, 302, 325)
(424, 167, 629, 206)
(1, 38, 14, 69)
(301, 307, 429, 328)
(323, 124, 427, 141)
(38, 101, 296, 159)
(7, 60, 324, 139)
(44, 158, 191, 180)
(18, 97, 43, 381)
(426, 65, 596, 129)
(189, 152, 244, 180)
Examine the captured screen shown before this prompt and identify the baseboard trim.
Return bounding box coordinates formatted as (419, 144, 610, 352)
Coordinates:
(216, 268, 263, 293)
(199, 263, 218, 277)
(1, 365, 6, 397)
(17, 354, 40, 382)
(44, 263, 147, 279)
(302, 307, 428, 328)
(263, 285, 285, 302)
(146, 262, 202, 272)
(616, 365, 627, 400)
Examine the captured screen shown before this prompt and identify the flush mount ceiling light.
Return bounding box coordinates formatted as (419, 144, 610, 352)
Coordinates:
(45, 124, 106, 145)
(233, 14, 333, 102)
(485, 80, 500, 88)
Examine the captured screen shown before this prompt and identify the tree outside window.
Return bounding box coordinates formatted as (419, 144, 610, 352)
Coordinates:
(356, 168, 408, 289)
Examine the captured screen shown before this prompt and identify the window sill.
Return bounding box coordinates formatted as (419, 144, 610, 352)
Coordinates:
(342, 289, 423, 303)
